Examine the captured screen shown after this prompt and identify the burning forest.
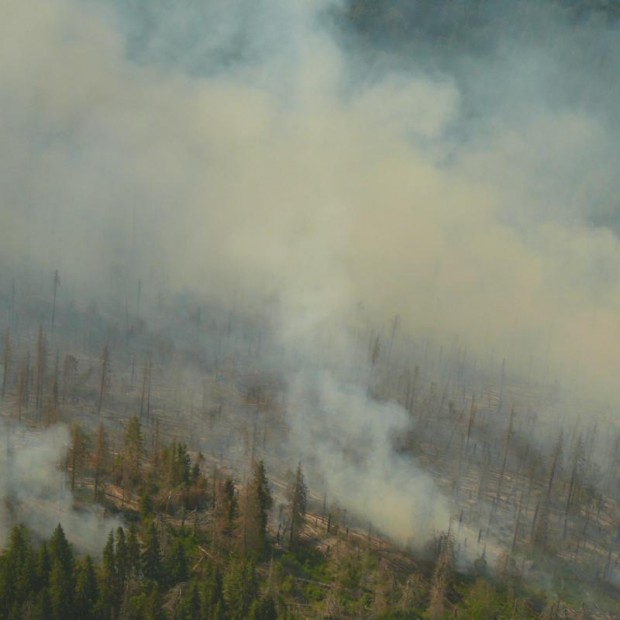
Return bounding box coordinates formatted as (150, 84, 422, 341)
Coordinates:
(2, 0, 620, 618)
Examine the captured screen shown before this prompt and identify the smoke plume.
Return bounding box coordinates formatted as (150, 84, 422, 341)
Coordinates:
(2, 0, 620, 540)
(0, 420, 120, 552)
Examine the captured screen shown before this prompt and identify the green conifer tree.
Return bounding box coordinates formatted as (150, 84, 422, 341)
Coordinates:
(74, 555, 99, 620)
(287, 463, 307, 549)
(141, 522, 163, 585)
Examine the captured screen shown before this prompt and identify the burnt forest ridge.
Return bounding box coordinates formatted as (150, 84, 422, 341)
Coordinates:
(2, 0, 620, 618)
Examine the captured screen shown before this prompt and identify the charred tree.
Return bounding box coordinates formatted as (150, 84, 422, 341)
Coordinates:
(51, 269, 60, 336)
(92, 422, 109, 502)
(140, 355, 152, 421)
(68, 422, 86, 491)
(96, 345, 110, 417)
(16, 354, 30, 421)
(35, 326, 47, 411)
(1, 327, 10, 398)
(44, 352, 60, 426)
(531, 433, 563, 551)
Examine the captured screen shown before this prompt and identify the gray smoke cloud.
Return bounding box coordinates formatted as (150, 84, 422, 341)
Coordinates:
(287, 371, 450, 542)
(2, 0, 620, 540)
(0, 420, 120, 553)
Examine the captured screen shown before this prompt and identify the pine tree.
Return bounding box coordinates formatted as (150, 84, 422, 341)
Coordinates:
(99, 529, 119, 619)
(223, 559, 258, 620)
(0, 525, 35, 616)
(249, 594, 278, 620)
(122, 415, 143, 497)
(240, 460, 273, 558)
(287, 463, 307, 549)
(214, 477, 238, 552)
(201, 562, 224, 619)
(48, 525, 75, 620)
(49, 524, 74, 576)
(126, 523, 141, 580)
(74, 556, 99, 620)
(33, 586, 53, 620)
(164, 537, 188, 587)
(182, 582, 202, 619)
(115, 527, 129, 589)
(141, 522, 163, 585)
(33, 542, 51, 592)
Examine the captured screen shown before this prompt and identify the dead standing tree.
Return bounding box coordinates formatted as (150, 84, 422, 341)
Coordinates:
(531, 433, 563, 551)
(16, 353, 30, 421)
(140, 355, 152, 421)
(1, 327, 10, 398)
(92, 422, 109, 502)
(35, 326, 47, 412)
(51, 270, 60, 337)
(96, 345, 110, 418)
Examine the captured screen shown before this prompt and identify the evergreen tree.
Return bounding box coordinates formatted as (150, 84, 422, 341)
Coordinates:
(240, 460, 273, 558)
(164, 537, 188, 587)
(122, 415, 143, 497)
(74, 555, 99, 620)
(180, 582, 201, 620)
(223, 558, 258, 620)
(0, 524, 35, 616)
(33, 542, 51, 592)
(253, 460, 273, 538)
(169, 442, 191, 488)
(126, 523, 142, 580)
(49, 529, 76, 620)
(141, 522, 163, 585)
(461, 577, 501, 619)
(33, 587, 53, 620)
(127, 583, 166, 620)
(49, 524, 74, 577)
(98, 529, 120, 619)
(249, 594, 278, 620)
(115, 526, 129, 594)
(214, 477, 238, 552)
(287, 462, 307, 549)
(201, 562, 224, 619)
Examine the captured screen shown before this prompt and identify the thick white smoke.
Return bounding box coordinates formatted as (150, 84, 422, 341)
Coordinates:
(287, 371, 450, 542)
(0, 420, 120, 553)
(2, 0, 620, 541)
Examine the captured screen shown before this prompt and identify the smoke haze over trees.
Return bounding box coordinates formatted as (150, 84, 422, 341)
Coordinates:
(2, 1, 620, 616)
(2, 0, 620, 403)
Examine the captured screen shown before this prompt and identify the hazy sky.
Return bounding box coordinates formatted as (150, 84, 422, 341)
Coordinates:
(2, 0, 620, 404)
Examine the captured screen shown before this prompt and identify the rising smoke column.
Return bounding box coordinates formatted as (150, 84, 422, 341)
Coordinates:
(0, 421, 119, 553)
(2, 0, 620, 539)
